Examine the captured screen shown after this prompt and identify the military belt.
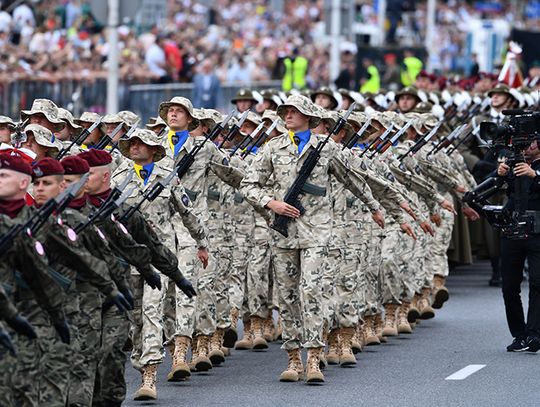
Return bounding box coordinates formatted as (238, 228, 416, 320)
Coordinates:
(185, 188, 199, 202)
(301, 182, 327, 197)
(234, 192, 244, 204)
(207, 188, 221, 201)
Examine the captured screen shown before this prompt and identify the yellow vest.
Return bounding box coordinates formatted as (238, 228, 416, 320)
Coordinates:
(401, 56, 423, 86)
(360, 65, 380, 93)
(282, 56, 308, 91)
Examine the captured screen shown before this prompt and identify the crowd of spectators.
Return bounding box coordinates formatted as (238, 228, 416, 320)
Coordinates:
(0, 0, 539, 90)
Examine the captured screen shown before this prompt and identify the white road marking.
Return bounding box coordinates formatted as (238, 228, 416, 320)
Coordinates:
(445, 364, 486, 380)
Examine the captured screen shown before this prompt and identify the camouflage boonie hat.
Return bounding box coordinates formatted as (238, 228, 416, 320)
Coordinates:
(102, 113, 125, 126)
(310, 86, 339, 110)
(348, 111, 369, 129)
(412, 101, 434, 114)
(372, 112, 394, 130)
(262, 110, 287, 134)
(244, 111, 262, 127)
(395, 86, 421, 102)
(23, 124, 62, 155)
(118, 128, 167, 162)
(117, 110, 139, 127)
(330, 111, 354, 138)
(193, 108, 223, 130)
(158, 96, 199, 131)
(146, 116, 167, 130)
(404, 112, 424, 133)
(231, 88, 258, 104)
(419, 113, 439, 129)
(384, 111, 405, 130)
(57, 108, 82, 130)
(276, 94, 321, 129)
(75, 112, 105, 135)
(487, 83, 513, 98)
(20, 99, 66, 132)
(0, 115, 15, 129)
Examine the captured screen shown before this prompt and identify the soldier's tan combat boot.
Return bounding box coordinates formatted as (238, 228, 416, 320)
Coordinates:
(305, 348, 325, 384)
(397, 303, 413, 334)
(351, 324, 363, 354)
(221, 346, 230, 356)
(382, 304, 399, 337)
(168, 336, 191, 381)
(188, 337, 198, 372)
(363, 315, 380, 346)
(408, 293, 421, 322)
(263, 315, 275, 342)
(235, 320, 254, 350)
(209, 329, 226, 365)
(223, 308, 239, 348)
(339, 327, 357, 367)
(432, 275, 449, 309)
(133, 364, 158, 400)
(251, 316, 269, 350)
(326, 329, 340, 365)
(418, 287, 435, 319)
(279, 348, 304, 382)
(374, 313, 387, 343)
(192, 335, 213, 372)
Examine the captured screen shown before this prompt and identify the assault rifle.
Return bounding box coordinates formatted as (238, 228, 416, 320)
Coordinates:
(218, 110, 249, 149)
(230, 122, 265, 157)
(240, 120, 278, 159)
(369, 119, 414, 158)
(56, 117, 103, 159)
(270, 103, 356, 237)
(397, 121, 443, 161)
(342, 119, 372, 150)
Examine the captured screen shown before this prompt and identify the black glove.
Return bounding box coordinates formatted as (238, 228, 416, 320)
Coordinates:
(109, 292, 133, 312)
(5, 315, 37, 339)
(53, 319, 71, 344)
(175, 277, 196, 299)
(119, 287, 135, 310)
(0, 329, 16, 356)
(143, 270, 162, 291)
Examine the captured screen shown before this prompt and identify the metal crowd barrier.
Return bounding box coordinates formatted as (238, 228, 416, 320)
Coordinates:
(0, 79, 281, 123)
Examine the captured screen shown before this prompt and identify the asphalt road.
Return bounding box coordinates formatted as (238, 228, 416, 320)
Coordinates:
(124, 261, 538, 407)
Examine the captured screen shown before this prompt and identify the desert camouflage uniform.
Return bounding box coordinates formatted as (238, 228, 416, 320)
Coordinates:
(112, 158, 207, 370)
(240, 131, 380, 350)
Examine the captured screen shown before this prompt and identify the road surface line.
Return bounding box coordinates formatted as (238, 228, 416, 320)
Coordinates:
(445, 364, 486, 380)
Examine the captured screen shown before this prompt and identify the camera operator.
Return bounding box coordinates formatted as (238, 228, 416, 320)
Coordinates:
(497, 140, 540, 352)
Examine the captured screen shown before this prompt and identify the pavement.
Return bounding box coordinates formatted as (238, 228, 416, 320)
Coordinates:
(123, 261, 538, 407)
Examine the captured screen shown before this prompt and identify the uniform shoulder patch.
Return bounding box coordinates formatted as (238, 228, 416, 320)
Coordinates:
(360, 161, 367, 171)
(222, 157, 229, 166)
(386, 172, 395, 182)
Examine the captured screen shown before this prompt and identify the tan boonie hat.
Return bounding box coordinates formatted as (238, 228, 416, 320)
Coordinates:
(348, 111, 369, 129)
(24, 124, 62, 155)
(117, 110, 139, 127)
(20, 99, 66, 132)
(419, 113, 439, 129)
(102, 113, 125, 126)
(310, 86, 339, 110)
(75, 111, 105, 135)
(57, 108, 82, 130)
(329, 111, 354, 138)
(0, 115, 15, 128)
(118, 128, 167, 162)
(404, 112, 424, 133)
(244, 111, 262, 127)
(193, 108, 222, 130)
(487, 83, 514, 98)
(146, 116, 167, 130)
(231, 88, 258, 104)
(158, 96, 199, 131)
(262, 110, 287, 134)
(276, 94, 321, 129)
(384, 111, 405, 130)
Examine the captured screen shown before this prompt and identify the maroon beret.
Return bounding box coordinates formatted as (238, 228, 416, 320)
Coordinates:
(32, 157, 65, 179)
(0, 151, 32, 175)
(61, 155, 90, 175)
(78, 149, 112, 167)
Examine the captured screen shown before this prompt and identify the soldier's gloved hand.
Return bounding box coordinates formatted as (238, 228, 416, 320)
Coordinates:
(119, 287, 135, 309)
(0, 329, 16, 356)
(143, 270, 162, 291)
(108, 292, 133, 312)
(175, 277, 197, 299)
(5, 315, 37, 339)
(53, 319, 71, 344)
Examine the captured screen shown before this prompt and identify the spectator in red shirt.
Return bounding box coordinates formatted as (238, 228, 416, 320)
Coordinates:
(163, 33, 182, 82)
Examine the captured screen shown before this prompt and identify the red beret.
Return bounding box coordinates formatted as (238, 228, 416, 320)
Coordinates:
(78, 149, 113, 167)
(61, 155, 90, 175)
(0, 151, 32, 175)
(417, 70, 431, 79)
(32, 157, 64, 179)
